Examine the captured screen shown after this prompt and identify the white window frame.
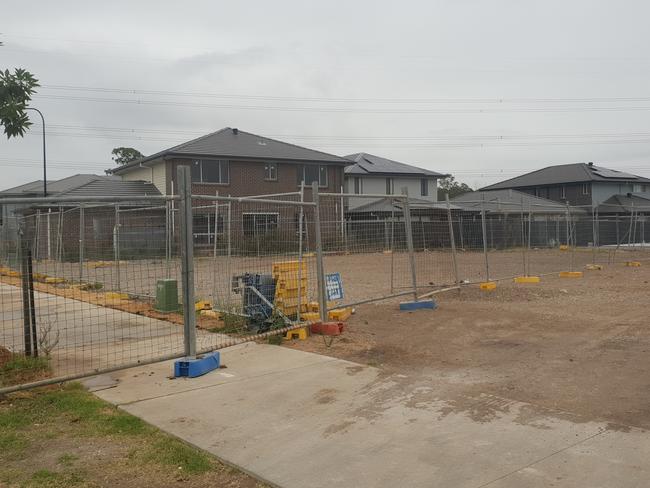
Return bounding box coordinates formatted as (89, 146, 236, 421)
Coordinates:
(242, 212, 280, 235)
(353, 177, 363, 194)
(264, 162, 278, 181)
(582, 183, 589, 195)
(421, 178, 429, 197)
(385, 178, 393, 195)
(560, 185, 566, 199)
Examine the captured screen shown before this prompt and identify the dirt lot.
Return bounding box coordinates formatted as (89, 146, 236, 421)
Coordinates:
(287, 263, 650, 431)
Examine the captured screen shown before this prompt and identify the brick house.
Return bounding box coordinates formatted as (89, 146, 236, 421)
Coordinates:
(109, 127, 351, 249)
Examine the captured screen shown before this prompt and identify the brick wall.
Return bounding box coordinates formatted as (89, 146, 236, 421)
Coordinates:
(168, 158, 346, 199)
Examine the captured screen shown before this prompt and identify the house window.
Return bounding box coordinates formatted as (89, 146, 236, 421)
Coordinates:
(385, 178, 393, 195)
(190, 160, 229, 184)
(560, 186, 566, 199)
(421, 178, 428, 197)
(243, 213, 279, 236)
(297, 165, 327, 187)
(192, 212, 223, 245)
(582, 183, 589, 195)
(265, 162, 277, 181)
(633, 184, 642, 193)
(353, 177, 362, 194)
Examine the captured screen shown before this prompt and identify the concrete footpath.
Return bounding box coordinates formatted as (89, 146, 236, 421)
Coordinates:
(87, 342, 650, 488)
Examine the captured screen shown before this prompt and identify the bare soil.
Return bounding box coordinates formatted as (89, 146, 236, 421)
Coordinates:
(286, 263, 650, 430)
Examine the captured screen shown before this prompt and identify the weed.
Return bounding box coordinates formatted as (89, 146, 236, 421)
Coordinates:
(56, 453, 78, 467)
(0, 354, 51, 387)
(143, 438, 213, 474)
(38, 314, 60, 357)
(0, 432, 28, 458)
(267, 335, 283, 345)
(26, 469, 85, 487)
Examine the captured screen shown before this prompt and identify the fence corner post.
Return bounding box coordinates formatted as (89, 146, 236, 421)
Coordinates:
(480, 193, 490, 282)
(178, 166, 196, 358)
(445, 194, 460, 289)
(312, 182, 328, 323)
(401, 187, 418, 301)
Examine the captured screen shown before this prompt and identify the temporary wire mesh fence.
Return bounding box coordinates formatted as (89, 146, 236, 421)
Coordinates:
(2, 185, 650, 392)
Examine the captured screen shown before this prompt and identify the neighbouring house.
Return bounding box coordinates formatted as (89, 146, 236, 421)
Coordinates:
(0, 175, 161, 261)
(451, 189, 588, 249)
(110, 127, 350, 196)
(596, 193, 650, 245)
(480, 162, 650, 207)
(109, 127, 352, 250)
(597, 192, 650, 215)
(336, 153, 449, 250)
(343, 152, 448, 210)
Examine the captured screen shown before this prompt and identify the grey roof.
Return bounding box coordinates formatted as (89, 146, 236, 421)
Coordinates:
(451, 189, 586, 214)
(0, 180, 45, 195)
(0, 174, 118, 196)
(57, 179, 160, 198)
(344, 153, 448, 177)
(597, 193, 650, 214)
(0, 175, 159, 202)
(348, 197, 457, 214)
(112, 127, 350, 174)
(481, 163, 650, 191)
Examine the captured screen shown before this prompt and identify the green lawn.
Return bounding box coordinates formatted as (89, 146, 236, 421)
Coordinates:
(0, 383, 267, 487)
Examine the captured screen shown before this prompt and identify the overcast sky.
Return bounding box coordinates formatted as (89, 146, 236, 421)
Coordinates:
(2, 0, 650, 190)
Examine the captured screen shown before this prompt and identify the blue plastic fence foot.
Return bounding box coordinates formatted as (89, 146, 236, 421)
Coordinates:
(174, 351, 221, 378)
(399, 299, 437, 311)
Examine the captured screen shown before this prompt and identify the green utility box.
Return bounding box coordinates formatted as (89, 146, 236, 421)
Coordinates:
(154, 279, 179, 312)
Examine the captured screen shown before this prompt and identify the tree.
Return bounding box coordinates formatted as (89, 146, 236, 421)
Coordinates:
(437, 176, 473, 199)
(111, 147, 145, 165)
(0, 68, 40, 138)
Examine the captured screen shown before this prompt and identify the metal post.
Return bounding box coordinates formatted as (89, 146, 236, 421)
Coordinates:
(445, 194, 460, 289)
(165, 200, 171, 279)
(401, 188, 418, 301)
(526, 207, 533, 276)
(26, 248, 38, 357)
(390, 200, 395, 294)
(178, 166, 197, 358)
(520, 198, 526, 276)
(114, 204, 121, 291)
(459, 214, 465, 249)
(340, 185, 347, 253)
(79, 204, 85, 282)
(591, 205, 597, 264)
(226, 201, 232, 301)
(312, 182, 328, 322)
(47, 208, 51, 260)
(19, 229, 33, 357)
(627, 203, 634, 248)
(480, 194, 490, 282)
(33, 210, 41, 260)
(211, 191, 219, 305)
(567, 203, 575, 272)
(297, 183, 305, 322)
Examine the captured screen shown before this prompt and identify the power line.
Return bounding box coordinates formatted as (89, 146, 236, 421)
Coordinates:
(31, 123, 650, 141)
(40, 84, 650, 105)
(33, 93, 650, 115)
(23, 130, 650, 148)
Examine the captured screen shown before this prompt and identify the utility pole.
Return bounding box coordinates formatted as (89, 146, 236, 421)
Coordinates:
(26, 107, 47, 196)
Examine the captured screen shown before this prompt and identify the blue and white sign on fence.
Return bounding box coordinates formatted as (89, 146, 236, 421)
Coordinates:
(325, 273, 344, 301)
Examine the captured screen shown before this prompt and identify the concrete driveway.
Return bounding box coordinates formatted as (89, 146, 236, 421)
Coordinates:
(88, 342, 650, 488)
